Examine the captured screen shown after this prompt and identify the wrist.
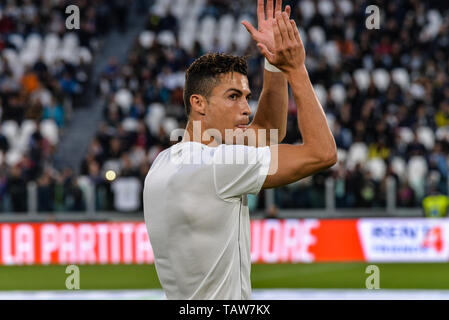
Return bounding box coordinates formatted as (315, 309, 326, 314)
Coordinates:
(285, 64, 308, 79)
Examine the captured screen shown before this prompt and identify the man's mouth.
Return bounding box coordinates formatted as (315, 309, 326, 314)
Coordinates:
(236, 125, 248, 131)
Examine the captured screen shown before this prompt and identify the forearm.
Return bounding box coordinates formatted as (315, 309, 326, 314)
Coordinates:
(252, 69, 288, 144)
(287, 65, 336, 158)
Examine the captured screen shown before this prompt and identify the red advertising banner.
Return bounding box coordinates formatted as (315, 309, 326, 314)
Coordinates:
(0, 219, 448, 265)
(0, 222, 153, 265)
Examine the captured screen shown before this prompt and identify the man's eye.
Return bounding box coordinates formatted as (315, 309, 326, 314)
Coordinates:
(229, 94, 238, 100)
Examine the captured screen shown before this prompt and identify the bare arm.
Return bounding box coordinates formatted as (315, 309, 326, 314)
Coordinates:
(250, 70, 288, 144)
(243, 0, 290, 145)
(258, 12, 337, 189)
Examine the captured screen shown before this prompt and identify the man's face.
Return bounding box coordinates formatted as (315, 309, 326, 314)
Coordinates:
(202, 72, 252, 144)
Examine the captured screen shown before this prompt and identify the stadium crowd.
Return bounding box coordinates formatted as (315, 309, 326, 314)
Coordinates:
(0, 0, 134, 212)
(1, 0, 449, 213)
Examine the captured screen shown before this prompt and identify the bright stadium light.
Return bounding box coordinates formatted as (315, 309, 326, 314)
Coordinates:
(105, 170, 117, 181)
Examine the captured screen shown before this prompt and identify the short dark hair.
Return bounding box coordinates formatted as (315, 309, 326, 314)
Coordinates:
(183, 53, 248, 117)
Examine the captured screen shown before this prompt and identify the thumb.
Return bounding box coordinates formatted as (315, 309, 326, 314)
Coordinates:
(241, 20, 258, 38)
(257, 43, 275, 62)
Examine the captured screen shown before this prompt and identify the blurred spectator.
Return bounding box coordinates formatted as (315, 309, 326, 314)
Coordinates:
(37, 170, 54, 212)
(6, 165, 27, 212)
(422, 187, 449, 218)
(111, 176, 142, 212)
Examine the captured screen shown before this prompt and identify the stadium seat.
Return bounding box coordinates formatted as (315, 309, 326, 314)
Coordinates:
(218, 14, 234, 51)
(372, 68, 390, 91)
(162, 117, 179, 136)
(158, 30, 176, 47)
(424, 10, 443, 39)
(20, 45, 40, 67)
(114, 88, 133, 113)
(59, 46, 80, 65)
(44, 33, 60, 50)
(62, 32, 79, 50)
(391, 156, 406, 179)
(417, 126, 435, 150)
(145, 103, 166, 136)
(313, 84, 327, 106)
(338, 0, 354, 16)
(353, 69, 370, 90)
(318, 0, 334, 17)
(399, 127, 415, 145)
(78, 47, 93, 64)
(407, 156, 428, 200)
(77, 175, 94, 198)
(391, 68, 410, 90)
(323, 41, 340, 67)
(409, 82, 425, 99)
(5, 149, 22, 167)
(198, 17, 217, 51)
(179, 17, 197, 51)
(139, 31, 155, 49)
(337, 148, 348, 163)
(17, 120, 38, 152)
(40, 119, 59, 146)
(347, 142, 368, 170)
(234, 25, 251, 52)
(25, 33, 42, 51)
(309, 26, 326, 47)
(122, 118, 139, 132)
(299, 0, 316, 21)
(1, 120, 19, 147)
(8, 34, 24, 50)
(330, 83, 346, 106)
(436, 126, 449, 141)
(407, 156, 428, 180)
(172, 0, 189, 19)
(365, 158, 386, 181)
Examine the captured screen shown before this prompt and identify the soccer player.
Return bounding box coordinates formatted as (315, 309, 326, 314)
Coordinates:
(143, 4, 337, 299)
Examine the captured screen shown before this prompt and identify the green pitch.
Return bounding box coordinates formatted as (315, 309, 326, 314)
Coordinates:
(0, 263, 448, 291)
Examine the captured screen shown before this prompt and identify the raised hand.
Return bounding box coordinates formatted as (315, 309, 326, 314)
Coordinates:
(242, 0, 291, 54)
(257, 12, 306, 74)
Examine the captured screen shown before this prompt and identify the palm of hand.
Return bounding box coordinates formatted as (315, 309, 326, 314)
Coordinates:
(242, 4, 291, 54)
(254, 18, 277, 53)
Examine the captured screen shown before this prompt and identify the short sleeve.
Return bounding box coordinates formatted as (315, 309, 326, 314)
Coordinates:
(212, 144, 271, 201)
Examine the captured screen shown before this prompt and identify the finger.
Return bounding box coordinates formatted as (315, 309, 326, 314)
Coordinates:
(241, 21, 258, 39)
(267, 0, 274, 19)
(283, 12, 295, 43)
(257, 43, 275, 62)
(274, 0, 282, 14)
(257, 0, 265, 24)
(290, 19, 302, 44)
(275, 12, 288, 44)
(273, 17, 283, 49)
(285, 5, 291, 18)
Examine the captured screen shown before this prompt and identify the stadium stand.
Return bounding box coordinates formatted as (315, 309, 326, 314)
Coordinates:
(1, 0, 449, 214)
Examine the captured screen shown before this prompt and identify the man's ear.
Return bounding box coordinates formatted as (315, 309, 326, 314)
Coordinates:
(190, 94, 207, 116)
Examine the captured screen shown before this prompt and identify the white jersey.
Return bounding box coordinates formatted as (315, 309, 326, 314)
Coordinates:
(143, 141, 271, 300)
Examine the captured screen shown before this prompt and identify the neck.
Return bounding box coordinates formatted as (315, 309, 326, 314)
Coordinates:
(181, 120, 220, 146)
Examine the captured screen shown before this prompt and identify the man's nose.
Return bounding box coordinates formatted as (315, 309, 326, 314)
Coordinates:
(242, 100, 251, 116)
